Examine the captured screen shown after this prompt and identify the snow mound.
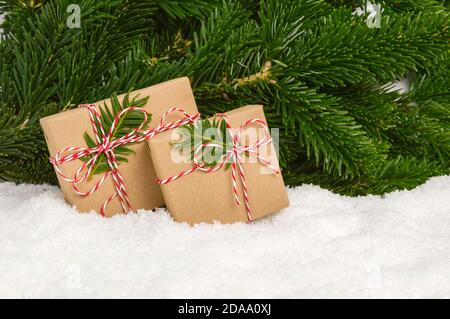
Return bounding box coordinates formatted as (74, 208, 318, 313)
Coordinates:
(0, 176, 449, 298)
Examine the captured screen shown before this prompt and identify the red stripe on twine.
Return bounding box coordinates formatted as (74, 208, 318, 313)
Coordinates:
(156, 113, 279, 222)
(49, 104, 200, 217)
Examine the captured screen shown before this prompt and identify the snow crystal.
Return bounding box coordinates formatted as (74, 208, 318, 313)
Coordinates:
(0, 176, 449, 298)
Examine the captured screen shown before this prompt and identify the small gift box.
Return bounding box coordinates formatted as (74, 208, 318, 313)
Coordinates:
(148, 105, 290, 224)
(40, 77, 199, 217)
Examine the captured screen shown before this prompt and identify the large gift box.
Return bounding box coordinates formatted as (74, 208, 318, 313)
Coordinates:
(40, 77, 199, 217)
(148, 105, 290, 224)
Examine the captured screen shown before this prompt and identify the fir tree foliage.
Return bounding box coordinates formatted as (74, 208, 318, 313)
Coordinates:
(0, 0, 448, 195)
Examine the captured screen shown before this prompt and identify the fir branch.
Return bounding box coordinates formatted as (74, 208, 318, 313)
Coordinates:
(156, 0, 220, 19)
(284, 156, 446, 195)
(81, 93, 151, 177)
(173, 118, 234, 169)
(285, 8, 449, 86)
(1, 0, 449, 194)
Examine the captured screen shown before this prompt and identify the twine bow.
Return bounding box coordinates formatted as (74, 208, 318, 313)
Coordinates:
(50, 104, 200, 216)
(156, 113, 280, 222)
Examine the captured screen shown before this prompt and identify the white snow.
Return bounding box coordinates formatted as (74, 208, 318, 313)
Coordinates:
(0, 176, 449, 298)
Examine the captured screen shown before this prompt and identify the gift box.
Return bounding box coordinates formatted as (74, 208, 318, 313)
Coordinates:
(40, 77, 199, 217)
(148, 105, 290, 224)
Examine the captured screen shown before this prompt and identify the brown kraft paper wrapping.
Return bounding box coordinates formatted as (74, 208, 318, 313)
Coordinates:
(148, 105, 290, 224)
(40, 77, 198, 217)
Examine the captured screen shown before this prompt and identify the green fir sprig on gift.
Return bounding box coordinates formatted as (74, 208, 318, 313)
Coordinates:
(173, 119, 235, 170)
(81, 93, 151, 177)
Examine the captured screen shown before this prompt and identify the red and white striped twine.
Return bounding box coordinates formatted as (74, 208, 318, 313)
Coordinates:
(49, 104, 200, 217)
(156, 113, 280, 222)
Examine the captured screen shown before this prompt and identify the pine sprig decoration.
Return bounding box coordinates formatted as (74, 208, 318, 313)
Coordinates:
(173, 118, 235, 169)
(81, 94, 151, 177)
